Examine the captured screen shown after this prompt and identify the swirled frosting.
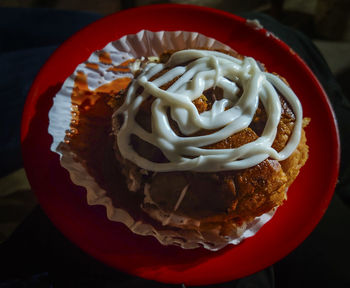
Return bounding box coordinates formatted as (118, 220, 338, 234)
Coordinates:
(115, 49, 302, 172)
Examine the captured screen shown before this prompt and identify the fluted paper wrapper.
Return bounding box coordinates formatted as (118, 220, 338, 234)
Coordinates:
(48, 30, 275, 250)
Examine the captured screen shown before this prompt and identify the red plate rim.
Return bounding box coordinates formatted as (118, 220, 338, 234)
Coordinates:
(20, 3, 340, 285)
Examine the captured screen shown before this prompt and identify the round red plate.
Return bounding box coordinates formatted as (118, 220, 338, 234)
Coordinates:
(21, 4, 340, 286)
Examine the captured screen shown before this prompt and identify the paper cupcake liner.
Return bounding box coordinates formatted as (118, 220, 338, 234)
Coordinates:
(48, 30, 275, 250)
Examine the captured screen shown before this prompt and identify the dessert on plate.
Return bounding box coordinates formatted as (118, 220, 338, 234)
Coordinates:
(50, 31, 309, 250)
(111, 48, 309, 246)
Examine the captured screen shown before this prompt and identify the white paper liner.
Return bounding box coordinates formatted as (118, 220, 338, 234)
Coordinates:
(48, 30, 276, 250)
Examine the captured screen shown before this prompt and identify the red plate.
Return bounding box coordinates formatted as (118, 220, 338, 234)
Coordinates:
(21, 4, 340, 286)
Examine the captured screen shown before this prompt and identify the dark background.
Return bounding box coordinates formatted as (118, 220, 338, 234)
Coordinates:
(0, 0, 349, 287)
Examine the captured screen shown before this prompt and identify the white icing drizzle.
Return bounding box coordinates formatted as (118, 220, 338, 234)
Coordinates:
(174, 184, 189, 212)
(115, 49, 302, 172)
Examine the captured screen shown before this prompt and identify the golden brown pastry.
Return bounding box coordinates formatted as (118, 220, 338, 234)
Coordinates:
(111, 48, 309, 243)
